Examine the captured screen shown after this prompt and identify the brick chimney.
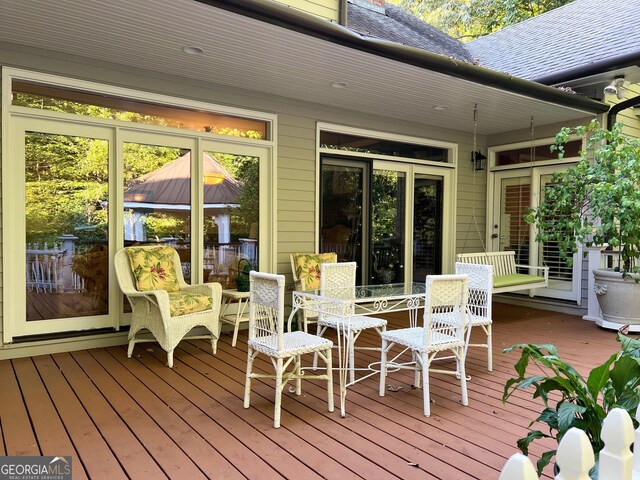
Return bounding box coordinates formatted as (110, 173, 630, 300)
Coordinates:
(350, 0, 385, 14)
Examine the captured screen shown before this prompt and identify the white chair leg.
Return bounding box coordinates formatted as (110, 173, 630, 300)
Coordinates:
(458, 349, 469, 407)
(379, 339, 388, 397)
(324, 348, 334, 412)
(167, 349, 174, 368)
(274, 358, 284, 428)
(295, 355, 302, 396)
(127, 341, 135, 358)
(313, 325, 328, 371)
(421, 354, 431, 417)
(244, 349, 255, 408)
(349, 330, 356, 384)
(486, 325, 493, 372)
(413, 351, 421, 388)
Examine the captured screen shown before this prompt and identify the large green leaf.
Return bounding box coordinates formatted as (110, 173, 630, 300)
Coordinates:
(557, 402, 586, 433)
(586, 353, 615, 399)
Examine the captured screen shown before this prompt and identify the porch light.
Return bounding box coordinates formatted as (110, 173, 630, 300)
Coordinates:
(471, 151, 486, 171)
(203, 173, 224, 185)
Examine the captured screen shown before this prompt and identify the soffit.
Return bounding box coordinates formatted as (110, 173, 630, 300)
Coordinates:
(0, 0, 601, 135)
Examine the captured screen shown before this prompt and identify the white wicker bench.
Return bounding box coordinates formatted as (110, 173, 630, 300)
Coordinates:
(456, 251, 548, 295)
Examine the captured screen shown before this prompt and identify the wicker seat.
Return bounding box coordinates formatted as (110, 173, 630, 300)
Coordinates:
(379, 274, 469, 416)
(316, 262, 387, 384)
(290, 252, 337, 332)
(115, 245, 222, 368)
(455, 262, 493, 371)
(244, 271, 334, 428)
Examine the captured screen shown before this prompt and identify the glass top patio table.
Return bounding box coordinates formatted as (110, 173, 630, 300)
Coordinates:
(289, 282, 426, 417)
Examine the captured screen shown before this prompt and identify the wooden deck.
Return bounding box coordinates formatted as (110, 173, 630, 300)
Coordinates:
(0, 303, 623, 479)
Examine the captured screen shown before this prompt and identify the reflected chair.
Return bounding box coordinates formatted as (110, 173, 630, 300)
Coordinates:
(379, 274, 469, 416)
(290, 252, 337, 331)
(455, 262, 493, 371)
(115, 245, 222, 367)
(316, 262, 387, 384)
(244, 271, 334, 428)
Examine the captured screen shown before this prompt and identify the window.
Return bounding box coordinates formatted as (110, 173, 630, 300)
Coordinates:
(13, 80, 269, 139)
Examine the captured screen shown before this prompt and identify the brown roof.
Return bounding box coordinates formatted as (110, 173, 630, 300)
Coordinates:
(124, 152, 241, 206)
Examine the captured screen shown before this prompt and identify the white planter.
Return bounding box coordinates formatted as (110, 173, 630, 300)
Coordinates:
(593, 269, 640, 325)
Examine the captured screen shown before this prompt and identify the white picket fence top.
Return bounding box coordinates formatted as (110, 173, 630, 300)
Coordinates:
(499, 406, 640, 479)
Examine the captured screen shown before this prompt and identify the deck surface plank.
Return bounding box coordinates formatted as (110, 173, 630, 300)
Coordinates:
(13, 357, 89, 480)
(0, 304, 624, 480)
(53, 352, 169, 480)
(33, 355, 127, 480)
(0, 359, 40, 456)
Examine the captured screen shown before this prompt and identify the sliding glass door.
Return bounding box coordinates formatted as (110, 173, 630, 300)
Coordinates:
(6, 117, 117, 339)
(320, 157, 453, 285)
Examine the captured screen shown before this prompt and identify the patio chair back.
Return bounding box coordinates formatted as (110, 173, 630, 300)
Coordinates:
(319, 261, 357, 299)
(248, 271, 285, 352)
(455, 262, 493, 371)
(424, 274, 469, 345)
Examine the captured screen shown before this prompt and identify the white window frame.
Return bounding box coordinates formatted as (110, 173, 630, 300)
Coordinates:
(1, 67, 277, 343)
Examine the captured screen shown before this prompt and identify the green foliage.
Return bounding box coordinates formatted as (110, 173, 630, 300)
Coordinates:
(525, 121, 640, 275)
(502, 335, 640, 476)
(389, 0, 573, 40)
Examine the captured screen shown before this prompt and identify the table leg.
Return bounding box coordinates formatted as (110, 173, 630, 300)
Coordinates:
(232, 297, 249, 347)
(219, 296, 232, 339)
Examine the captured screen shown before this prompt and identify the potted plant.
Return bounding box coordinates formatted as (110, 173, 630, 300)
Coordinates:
(525, 120, 640, 324)
(502, 334, 640, 478)
(234, 258, 252, 292)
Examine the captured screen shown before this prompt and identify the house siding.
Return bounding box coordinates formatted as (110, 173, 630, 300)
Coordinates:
(272, 0, 341, 22)
(0, 44, 483, 355)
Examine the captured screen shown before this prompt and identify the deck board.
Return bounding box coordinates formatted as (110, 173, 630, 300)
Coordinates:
(14, 357, 90, 480)
(0, 303, 625, 479)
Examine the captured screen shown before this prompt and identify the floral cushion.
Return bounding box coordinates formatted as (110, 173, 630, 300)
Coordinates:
(168, 292, 212, 317)
(126, 246, 180, 293)
(293, 252, 337, 290)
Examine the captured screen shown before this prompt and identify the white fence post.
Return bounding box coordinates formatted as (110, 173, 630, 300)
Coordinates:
(633, 405, 640, 480)
(499, 453, 538, 480)
(500, 406, 640, 480)
(556, 427, 594, 480)
(599, 407, 633, 479)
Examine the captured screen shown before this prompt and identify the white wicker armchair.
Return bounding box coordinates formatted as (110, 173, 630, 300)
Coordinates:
(115, 245, 222, 368)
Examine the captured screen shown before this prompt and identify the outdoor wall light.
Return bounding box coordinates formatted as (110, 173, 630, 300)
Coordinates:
(604, 77, 627, 99)
(471, 151, 487, 171)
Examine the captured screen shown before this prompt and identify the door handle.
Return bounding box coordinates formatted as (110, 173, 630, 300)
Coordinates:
(491, 233, 499, 238)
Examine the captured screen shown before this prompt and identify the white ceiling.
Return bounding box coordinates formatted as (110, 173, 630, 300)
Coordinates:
(0, 0, 606, 135)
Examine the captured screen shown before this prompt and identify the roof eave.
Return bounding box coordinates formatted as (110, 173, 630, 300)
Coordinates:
(200, 0, 609, 115)
(534, 51, 640, 86)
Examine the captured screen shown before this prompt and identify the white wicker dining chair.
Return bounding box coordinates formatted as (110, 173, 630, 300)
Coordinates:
(115, 245, 222, 368)
(379, 274, 469, 417)
(316, 262, 387, 384)
(243, 271, 334, 428)
(455, 262, 493, 371)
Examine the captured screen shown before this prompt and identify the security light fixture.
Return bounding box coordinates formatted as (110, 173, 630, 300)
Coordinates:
(604, 77, 628, 99)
